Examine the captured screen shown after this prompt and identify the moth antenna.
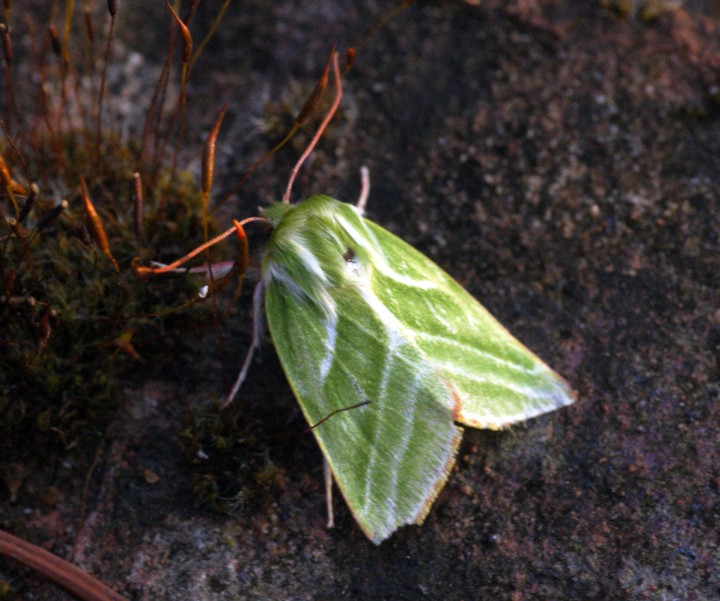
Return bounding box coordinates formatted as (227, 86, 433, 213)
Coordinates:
(356, 165, 370, 214)
(282, 50, 343, 204)
(220, 280, 265, 408)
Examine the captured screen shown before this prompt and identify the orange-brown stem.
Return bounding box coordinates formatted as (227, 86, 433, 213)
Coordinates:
(232, 219, 250, 282)
(134, 216, 268, 277)
(165, 1, 192, 64)
(0, 528, 128, 601)
(217, 43, 339, 208)
(344, 47, 355, 73)
(201, 104, 228, 239)
(282, 50, 343, 204)
(165, 0, 193, 178)
(202, 104, 227, 198)
(95, 10, 116, 158)
(80, 177, 119, 271)
(295, 42, 335, 126)
(131, 172, 143, 246)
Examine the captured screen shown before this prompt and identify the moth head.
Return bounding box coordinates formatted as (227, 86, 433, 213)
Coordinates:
(261, 196, 371, 311)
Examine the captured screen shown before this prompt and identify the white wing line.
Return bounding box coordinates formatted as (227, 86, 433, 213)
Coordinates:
(319, 313, 338, 382)
(268, 242, 337, 316)
(339, 305, 421, 373)
(358, 322, 394, 519)
(413, 331, 548, 376)
(335, 214, 438, 290)
(423, 298, 456, 332)
(430, 359, 568, 405)
(265, 263, 305, 299)
(383, 373, 419, 527)
(286, 237, 328, 283)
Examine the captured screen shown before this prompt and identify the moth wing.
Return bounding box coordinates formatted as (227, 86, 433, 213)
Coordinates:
(361, 219, 576, 430)
(265, 278, 462, 544)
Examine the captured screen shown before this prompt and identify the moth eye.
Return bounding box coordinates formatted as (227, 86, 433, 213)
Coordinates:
(342, 247, 363, 280)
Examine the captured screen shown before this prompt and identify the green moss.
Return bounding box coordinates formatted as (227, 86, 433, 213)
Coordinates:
(0, 9, 221, 497)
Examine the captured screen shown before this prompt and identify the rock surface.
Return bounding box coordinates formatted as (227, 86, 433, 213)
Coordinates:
(2, 1, 719, 599)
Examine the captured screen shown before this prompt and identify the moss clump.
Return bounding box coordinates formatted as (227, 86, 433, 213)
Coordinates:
(0, 5, 222, 497)
(179, 385, 295, 515)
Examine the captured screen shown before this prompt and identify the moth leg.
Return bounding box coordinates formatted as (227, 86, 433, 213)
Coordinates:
(324, 458, 335, 529)
(355, 165, 370, 214)
(220, 280, 265, 408)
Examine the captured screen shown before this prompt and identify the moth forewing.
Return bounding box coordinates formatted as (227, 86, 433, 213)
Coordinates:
(264, 263, 465, 543)
(262, 198, 465, 542)
(261, 195, 574, 542)
(360, 217, 576, 429)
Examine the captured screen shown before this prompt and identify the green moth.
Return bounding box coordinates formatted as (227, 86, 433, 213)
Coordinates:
(256, 193, 574, 543)
(142, 50, 574, 544)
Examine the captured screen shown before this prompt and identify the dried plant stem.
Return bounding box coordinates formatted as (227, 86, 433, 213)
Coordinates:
(0, 529, 128, 601)
(95, 6, 117, 159)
